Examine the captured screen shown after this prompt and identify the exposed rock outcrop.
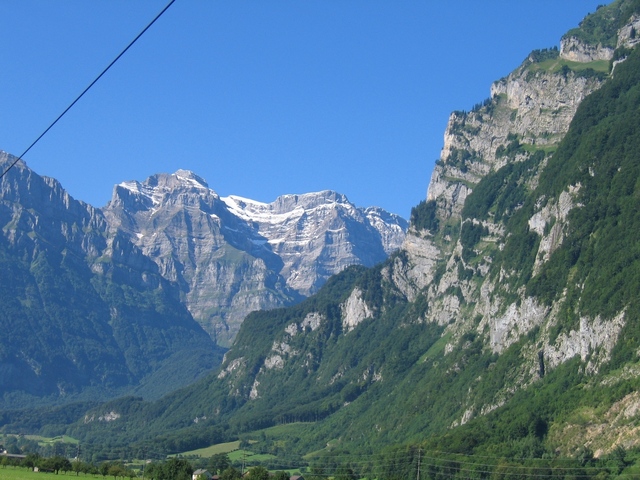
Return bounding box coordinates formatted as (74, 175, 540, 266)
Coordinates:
(560, 36, 614, 62)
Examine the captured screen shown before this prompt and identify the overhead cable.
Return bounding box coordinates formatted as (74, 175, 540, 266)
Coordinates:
(0, 0, 176, 180)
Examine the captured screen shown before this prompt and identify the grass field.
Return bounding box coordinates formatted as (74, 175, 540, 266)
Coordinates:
(228, 449, 275, 463)
(4, 433, 79, 447)
(528, 57, 610, 74)
(177, 440, 241, 458)
(0, 466, 90, 479)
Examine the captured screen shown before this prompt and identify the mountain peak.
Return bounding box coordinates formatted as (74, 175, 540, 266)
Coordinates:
(143, 170, 211, 192)
(172, 169, 209, 189)
(272, 190, 351, 213)
(222, 190, 353, 219)
(108, 170, 218, 214)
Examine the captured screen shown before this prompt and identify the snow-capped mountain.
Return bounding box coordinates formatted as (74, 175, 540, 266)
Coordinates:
(222, 190, 406, 295)
(103, 170, 407, 346)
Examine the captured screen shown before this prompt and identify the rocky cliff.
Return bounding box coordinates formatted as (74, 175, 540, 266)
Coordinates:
(378, 1, 640, 433)
(103, 171, 406, 345)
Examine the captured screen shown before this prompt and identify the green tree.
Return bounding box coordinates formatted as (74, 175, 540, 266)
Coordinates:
(246, 465, 270, 480)
(161, 458, 193, 480)
(305, 464, 325, 480)
(74, 460, 94, 476)
(39, 455, 72, 475)
(334, 465, 356, 480)
(145, 462, 162, 480)
(609, 445, 628, 475)
(24, 453, 40, 470)
(59, 456, 73, 474)
(109, 463, 127, 479)
(6, 444, 21, 455)
(38, 457, 54, 473)
(410, 199, 439, 232)
(273, 471, 289, 480)
(209, 453, 231, 474)
(220, 466, 242, 480)
(73, 460, 84, 476)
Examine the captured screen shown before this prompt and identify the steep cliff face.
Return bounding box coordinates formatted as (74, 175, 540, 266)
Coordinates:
(561, 0, 640, 61)
(103, 171, 406, 345)
(390, 2, 640, 430)
(428, 54, 605, 221)
(0, 155, 223, 408)
(389, 47, 608, 358)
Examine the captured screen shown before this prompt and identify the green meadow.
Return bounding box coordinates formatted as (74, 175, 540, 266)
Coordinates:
(0, 467, 89, 480)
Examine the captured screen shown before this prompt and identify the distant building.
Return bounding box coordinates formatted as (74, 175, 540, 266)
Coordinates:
(193, 469, 213, 480)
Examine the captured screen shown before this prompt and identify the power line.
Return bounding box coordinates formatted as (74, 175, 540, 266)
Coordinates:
(242, 446, 629, 479)
(0, 0, 177, 180)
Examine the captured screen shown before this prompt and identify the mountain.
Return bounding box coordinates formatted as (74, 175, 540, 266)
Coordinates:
(102, 171, 407, 346)
(5, 1, 640, 472)
(27, 0, 640, 466)
(0, 153, 406, 407)
(0, 155, 225, 409)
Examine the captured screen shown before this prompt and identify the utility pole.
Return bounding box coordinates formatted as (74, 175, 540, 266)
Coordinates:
(417, 448, 421, 480)
(141, 447, 146, 480)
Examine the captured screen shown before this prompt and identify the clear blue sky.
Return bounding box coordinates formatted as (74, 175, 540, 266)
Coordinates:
(0, 1, 605, 219)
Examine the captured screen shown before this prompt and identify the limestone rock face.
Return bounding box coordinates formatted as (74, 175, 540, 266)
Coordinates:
(617, 15, 640, 49)
(416, 53, 608, 358)
(393, 44, 610, 361)
(222, 191, 406, 296)
(103, 172, 407, 345)
(559, 36, 614, 62)
(384, 7, 640, 401)
(0, 152, 109, 262)
(341, 288, 373, 333)
(430, 59, 604, 222)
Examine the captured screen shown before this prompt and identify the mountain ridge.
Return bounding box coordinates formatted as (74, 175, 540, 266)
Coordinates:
(0, 153, 407, 406)
(103, 170, 407, 345)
